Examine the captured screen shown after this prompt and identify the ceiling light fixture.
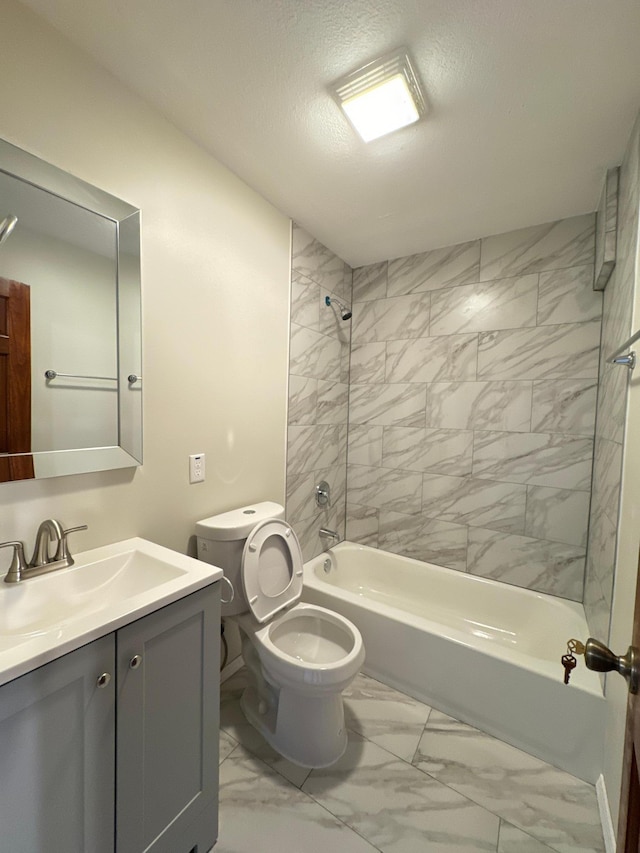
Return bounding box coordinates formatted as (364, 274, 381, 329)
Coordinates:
(332, 49, 426, 143)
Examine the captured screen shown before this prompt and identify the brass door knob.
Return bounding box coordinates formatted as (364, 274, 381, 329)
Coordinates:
(584, 638, 640, 694)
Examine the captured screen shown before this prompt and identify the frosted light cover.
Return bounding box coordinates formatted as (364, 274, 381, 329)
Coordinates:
(341, 74, 420, 142)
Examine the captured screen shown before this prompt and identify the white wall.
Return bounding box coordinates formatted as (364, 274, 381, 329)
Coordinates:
(603, 136, 640, 831)
(0, 0, 291, 565)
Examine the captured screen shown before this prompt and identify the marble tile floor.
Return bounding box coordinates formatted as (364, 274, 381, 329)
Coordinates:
(217, 669, 604, 853)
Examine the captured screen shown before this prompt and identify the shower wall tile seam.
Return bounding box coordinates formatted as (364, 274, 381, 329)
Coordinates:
(373, 459, 593, 495)
(352, 446, 594, 483)
(288, 225, 352, 550)
(419, 482, 528, 535)
(478, 214, 595, 281)
(354, 503, 588, 584)
(292, 269, 319, 289)
(473, 332, 480, 381)
(471, 425, 596, 442)
(349, 317, 603, 347)
(372, 221, 595, 296)
(289, 319, 350, 345)
(526, 380, 534, 433)
(479, 259, 599, 278)
(469, 425, 478, 475)
(473, 316, 601, 338)
(467, 524, 587, 558)
(291, 217, 601, 597)
(362, 496, 589, 549)
(292, 320, 356, 343)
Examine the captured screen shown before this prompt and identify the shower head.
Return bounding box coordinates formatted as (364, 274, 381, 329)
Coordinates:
(325, 295, 352, 321)
(0, 214, 18, 245)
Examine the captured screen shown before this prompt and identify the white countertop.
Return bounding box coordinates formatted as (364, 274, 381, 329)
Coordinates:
(0, 537, 222, 687)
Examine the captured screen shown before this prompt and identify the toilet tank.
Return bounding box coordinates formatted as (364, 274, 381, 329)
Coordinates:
(196, 501, 285, 616)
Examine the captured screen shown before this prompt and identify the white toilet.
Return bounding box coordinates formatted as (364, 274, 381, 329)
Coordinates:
(196, 501, 364, 768)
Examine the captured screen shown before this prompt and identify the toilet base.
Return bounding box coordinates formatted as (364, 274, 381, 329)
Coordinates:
(240, 680, 348, 768)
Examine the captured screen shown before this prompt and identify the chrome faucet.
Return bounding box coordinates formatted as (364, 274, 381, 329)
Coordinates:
(319, 527, 339, 544)
(0, 541, 27, 584)
(29, 518, 64, 568)
(0, 519, 88, 583)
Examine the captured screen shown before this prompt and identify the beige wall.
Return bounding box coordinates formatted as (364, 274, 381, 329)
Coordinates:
(604, 117, 640, 830)
(0, 0, 291, 568)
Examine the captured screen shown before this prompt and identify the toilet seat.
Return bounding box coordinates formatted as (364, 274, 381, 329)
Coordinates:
(241, 519, 303, 623)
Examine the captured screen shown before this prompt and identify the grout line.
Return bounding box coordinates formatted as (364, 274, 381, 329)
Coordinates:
(303, 790, 385, 853)
(534, 272, 541, 326)
(218, 738, 240, 769)
(222, 671, 599, 852)
(523, 484, 531, 539)
(409, 741, 594, 851)
(496, 820, 559, 853)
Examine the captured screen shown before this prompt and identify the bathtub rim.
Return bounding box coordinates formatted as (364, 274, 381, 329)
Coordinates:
(304, 540, 602, 699)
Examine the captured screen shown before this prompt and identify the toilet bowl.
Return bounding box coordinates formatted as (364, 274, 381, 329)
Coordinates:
(196, 502, 364, 767)
(250, 602, 364, 692)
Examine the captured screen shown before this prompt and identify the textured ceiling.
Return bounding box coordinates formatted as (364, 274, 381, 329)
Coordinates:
(19, 0, 640, 267)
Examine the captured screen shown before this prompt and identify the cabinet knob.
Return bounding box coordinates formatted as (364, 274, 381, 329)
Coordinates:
(129, 654, 143, 670)
(96, 672, 111, 689)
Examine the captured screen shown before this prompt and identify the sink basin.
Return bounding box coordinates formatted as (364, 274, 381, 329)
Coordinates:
(0, 537, 222, 686)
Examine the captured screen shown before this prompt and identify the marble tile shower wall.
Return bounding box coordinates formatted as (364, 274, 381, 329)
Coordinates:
(347, 214, 601, 600)
(287, 224, 353, 560)
(585, 112, 640, 641)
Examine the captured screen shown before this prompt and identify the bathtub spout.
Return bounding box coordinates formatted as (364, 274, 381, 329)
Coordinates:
(319, 527, 339, 544)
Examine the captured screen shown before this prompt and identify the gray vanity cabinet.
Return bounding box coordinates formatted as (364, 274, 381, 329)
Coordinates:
(0, 633, 116, 853)
(0, 583, 220, 853)
(116, 584, 220, 853)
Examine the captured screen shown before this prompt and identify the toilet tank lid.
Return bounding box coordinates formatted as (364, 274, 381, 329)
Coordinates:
(195, 501, 285, 541)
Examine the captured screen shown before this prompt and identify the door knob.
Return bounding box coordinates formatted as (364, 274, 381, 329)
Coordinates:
(584, 638, 640, 694)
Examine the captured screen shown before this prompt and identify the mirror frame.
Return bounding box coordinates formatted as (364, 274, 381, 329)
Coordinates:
(0, 138, 142, 480)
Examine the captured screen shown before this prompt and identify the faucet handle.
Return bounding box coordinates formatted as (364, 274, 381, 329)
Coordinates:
(54, 525, 88, 565)
(0, 541, 27, 584)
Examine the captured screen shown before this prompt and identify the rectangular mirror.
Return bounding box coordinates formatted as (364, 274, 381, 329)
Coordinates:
(0, 138, 142, 481)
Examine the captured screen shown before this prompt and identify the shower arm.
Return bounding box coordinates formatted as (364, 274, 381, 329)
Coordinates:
(324, 295, 352, 321)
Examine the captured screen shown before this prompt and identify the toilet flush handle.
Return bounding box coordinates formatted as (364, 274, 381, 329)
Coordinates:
(220, 576, 235, 605)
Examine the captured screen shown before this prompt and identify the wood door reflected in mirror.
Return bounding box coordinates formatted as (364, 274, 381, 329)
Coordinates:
(0, 277, 33, 481)
(0, 138, 142, 481)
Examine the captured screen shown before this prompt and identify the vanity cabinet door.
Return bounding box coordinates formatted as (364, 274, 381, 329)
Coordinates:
(0, 634, 116, 853)
(116, 584, 220, 853)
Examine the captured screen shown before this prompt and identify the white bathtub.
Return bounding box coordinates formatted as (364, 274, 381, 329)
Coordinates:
(302, 541, 604, 783)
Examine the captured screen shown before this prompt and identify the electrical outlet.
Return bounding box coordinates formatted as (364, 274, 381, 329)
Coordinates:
(189, 453, 205, 484)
